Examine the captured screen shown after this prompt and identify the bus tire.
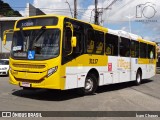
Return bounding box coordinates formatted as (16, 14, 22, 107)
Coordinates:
(135, 70, 142, 85)
(78, 74, 98, 95)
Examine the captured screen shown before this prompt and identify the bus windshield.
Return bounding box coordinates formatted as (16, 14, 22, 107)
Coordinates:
(11, 29, 60, 60)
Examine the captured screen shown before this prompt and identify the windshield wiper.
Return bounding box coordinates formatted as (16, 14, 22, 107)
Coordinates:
(32, 26, 46, 43)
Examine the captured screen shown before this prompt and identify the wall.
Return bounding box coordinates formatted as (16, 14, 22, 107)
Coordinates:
(0, 21, 15, 53)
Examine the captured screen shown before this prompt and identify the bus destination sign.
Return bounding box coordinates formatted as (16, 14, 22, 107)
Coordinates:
(16, 17, 58, 28)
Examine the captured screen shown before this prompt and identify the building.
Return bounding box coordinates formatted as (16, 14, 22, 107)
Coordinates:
(0, 17, 22, 53)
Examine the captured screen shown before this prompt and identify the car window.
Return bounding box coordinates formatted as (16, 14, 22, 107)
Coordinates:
(0, 60, 9, 65)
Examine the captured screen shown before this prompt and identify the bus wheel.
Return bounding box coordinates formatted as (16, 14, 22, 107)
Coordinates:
(135, 71, 142, 85)
(78, 74, 98, 95)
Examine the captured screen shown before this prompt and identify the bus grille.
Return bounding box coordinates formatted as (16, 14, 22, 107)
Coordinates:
(13, 64, 46, 69)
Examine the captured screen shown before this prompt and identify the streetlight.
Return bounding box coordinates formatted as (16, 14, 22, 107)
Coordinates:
(126, 14, 134, 33)
(65, 0, 73, 18)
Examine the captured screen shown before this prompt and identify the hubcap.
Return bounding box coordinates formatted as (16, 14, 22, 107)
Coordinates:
(85, 78, 93, 91)
(137, 73, 141, 83)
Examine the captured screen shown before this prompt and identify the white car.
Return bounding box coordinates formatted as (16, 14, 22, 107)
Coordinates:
(0, 59, 9, 76)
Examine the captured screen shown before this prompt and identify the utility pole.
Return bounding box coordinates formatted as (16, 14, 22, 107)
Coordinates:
(74, 0, 77, 19)
(95, 0, 99, 25)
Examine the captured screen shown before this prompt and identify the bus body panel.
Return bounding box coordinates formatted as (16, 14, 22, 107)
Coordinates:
(9, 56, 63, 90)
(138, 58, 156, 79)
(61, 54, 108, 89)
(107, 56, 119, 83)
(131, 58, 139, 80)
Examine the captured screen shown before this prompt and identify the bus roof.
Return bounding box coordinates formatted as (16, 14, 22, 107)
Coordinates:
(138, 38, 156, 45)
(108, 29, 142, 40)
(15, 14, 156, 45)
(108, 29, 156, 45)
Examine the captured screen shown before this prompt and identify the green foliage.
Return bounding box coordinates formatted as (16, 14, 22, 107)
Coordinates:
(0, 0, 22, 17)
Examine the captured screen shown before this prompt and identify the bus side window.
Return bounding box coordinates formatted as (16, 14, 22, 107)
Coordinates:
(131, 40, 139, 58)
(148, 44, 155, 59)
(105, 33, 118, 56)
(120, 37, 130, 57)
(140, 42, 148, 58)
(94, 31, 104, 55)
(72, 22, 84, 54)
(63, 27, 72, 55)
(153, 46, 156, 59)
(87, 29, 95, 53)
(105, 45, 113, 55)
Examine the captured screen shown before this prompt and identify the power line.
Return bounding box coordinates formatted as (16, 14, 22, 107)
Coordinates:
(105, 0, 118, 10)
(99, 0, 118, 25)
(102, 0, 134, 24)
(109, 0, 134, 17)
(3, 6, 98, 11)
(1, 0, 133, 24)
(65, 0, 73, 18)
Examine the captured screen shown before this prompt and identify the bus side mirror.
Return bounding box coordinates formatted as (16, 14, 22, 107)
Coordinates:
(71, 37, 77, 47)
(3, 34, 7, 45)
(3, 29, 13, 45)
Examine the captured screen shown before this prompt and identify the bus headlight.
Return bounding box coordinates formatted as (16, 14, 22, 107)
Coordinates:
(47, 66, 58, 77)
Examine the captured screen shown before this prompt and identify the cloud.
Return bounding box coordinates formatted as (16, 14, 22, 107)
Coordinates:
(20, 0, 160, 23)
(121, 27, 127, 31)
(20, 0, 82, 17)
(97, 0, 160, 41)
(81, 5, 95, 23)
(19, 3, 30, 17)
(91, 0, 159, 23)
(143, 36, 151, 40)
(33, 0, 84, 18)
(19, 10, 25, 17)
(19, 0, 160, 42)
(21, 0, 159, 23)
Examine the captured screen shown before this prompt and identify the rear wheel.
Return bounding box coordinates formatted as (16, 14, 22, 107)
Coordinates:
(135, 70, 142, 85)
(78, 74, 98, 95)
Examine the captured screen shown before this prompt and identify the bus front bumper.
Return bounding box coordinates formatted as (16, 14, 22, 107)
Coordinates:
(9, 70, 63, 90)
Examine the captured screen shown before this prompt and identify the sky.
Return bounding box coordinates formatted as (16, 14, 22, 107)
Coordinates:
(2, 0, 160, 42)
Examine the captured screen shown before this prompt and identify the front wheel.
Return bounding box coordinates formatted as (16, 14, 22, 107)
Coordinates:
(135, 71, 142, 85)
(78, 74, 98, 95)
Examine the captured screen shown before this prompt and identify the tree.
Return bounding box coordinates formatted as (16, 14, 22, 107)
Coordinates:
(0, 0, 22, 17)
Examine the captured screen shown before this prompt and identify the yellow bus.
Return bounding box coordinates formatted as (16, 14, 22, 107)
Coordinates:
(3, 15, 157, 95)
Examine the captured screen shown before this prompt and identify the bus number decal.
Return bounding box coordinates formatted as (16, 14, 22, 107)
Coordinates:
(89, 59, 98, 64)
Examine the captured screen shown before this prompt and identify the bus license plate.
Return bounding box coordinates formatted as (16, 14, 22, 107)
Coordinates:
(21, 82, 31, 87)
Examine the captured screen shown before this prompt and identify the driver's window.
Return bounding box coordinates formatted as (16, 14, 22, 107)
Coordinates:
(63, 27, 72, 55)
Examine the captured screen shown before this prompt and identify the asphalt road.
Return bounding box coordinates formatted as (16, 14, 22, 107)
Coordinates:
(0, 75, 160, 120)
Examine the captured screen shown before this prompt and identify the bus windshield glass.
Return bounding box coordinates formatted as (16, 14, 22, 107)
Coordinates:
(11, 29, 60, 60)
